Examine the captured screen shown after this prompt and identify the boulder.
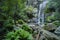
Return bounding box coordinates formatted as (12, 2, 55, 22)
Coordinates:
(54, 26, 60, 36)
(39, 29, 60, 40)
(43, 23, 57, 31)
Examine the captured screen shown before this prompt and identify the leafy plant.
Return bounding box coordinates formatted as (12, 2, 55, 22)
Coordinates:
(5, 29, 33, 40)
(46, 16, 56, 23)
(16, 20, 25, 24)
(24, 6, 34, 19)
(52, 21, 60, 27)
(22, 24, 33, 33)
(3, 19, 14, 31)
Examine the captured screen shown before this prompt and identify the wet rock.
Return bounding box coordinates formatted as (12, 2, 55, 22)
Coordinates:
(54, 26, 60, 36)
(39, 29, 60, 40)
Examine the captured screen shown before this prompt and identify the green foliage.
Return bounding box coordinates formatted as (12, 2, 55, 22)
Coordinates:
(0, 0, 27, 21)
(54, 12, 60, 20)
(46, 16, 56, 23)
(45, 0, 60, 27)
(46, 12, 60, 23)
(25, 6, 34, 13)
(24, 6, 34, 19)
(4, 19, 14, 27)
(52, 21, 60, 27)
(3, 19, 14, 31)
(22, 24, 33, 33)
(44, 8, 51, 13)
(5, 29, 33, 40)
(0, 0, 34, 40)
(16, 20, 25, 24)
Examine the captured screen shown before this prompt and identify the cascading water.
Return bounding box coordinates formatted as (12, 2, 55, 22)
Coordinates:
(37, 0, 48, 26)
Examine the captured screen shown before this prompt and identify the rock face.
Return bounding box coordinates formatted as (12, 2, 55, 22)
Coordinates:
(39, 29, 60, 40)
(54, 26, 60, 36)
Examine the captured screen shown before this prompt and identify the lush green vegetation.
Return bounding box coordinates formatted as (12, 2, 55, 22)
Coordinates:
(44, 0, 60, 27)
(5, 29, 33, 40)
(0, 0, 60, 40)
(0, 0, 34, 40)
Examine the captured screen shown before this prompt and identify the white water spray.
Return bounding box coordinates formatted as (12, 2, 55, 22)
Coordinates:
(37, 0, 48, 26)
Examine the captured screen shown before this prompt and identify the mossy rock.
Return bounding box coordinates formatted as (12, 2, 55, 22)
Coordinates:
(43, 23, 57, 30)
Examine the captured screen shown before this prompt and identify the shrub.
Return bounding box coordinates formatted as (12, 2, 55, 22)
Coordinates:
(24, 6, 34, 19)
(3, 19, 14, 31)
(22, 24, 33, 33)
(25, 6, 34, 13)
(5, 29, 33, 40)
(46, 16, 56, 23)
(16, 20, 25, 24)
(52, 21, 60, 27)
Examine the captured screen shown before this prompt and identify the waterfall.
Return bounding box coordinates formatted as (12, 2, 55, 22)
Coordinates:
(37, 0, 48, 26)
